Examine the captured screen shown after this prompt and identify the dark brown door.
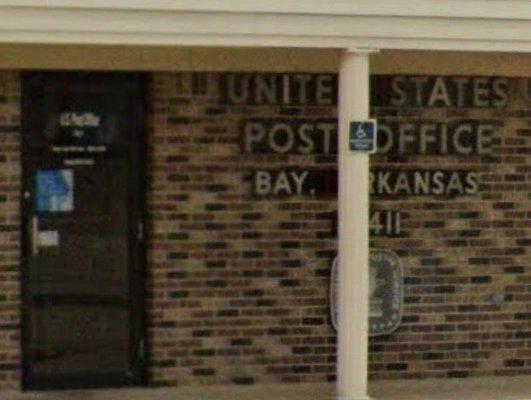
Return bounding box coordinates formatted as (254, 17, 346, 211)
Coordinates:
(21, 72, 146, 390)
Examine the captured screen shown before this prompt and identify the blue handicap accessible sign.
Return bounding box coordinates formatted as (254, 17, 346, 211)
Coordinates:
(349, 120, 377, 154)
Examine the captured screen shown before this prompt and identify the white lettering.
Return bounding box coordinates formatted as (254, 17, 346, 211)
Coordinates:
(227, 75, 249, 104)
(390, 76, 407, 106)
(254, 171, 271, 196)
(290, 170, 308, 195)
(243, 122, 266, 153)
(316, 75, 334, 105)
(274, 171, 292, 195)
(428, 77, 451, 107)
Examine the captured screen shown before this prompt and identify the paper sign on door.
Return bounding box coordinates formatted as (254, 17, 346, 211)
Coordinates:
(35, 169, 74, 212)
(38, 230, 59, 247)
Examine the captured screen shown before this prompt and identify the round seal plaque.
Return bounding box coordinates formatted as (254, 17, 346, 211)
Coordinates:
(330, 249, 403, 336)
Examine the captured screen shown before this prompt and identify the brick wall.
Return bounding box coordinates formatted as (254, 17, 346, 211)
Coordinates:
(147, 72, 531, 386)
(370, 79, 531, 378)
(0, 71, 21, 391)
(369, 76, 531, 379)
(147, 73, 338, 386)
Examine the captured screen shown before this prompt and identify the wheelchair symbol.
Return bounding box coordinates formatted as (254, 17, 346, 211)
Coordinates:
(355, 124, 368, 139)
(349, 120, 377, 153)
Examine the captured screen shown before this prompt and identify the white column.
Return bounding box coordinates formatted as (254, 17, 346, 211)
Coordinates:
(336, 48, 375, 400)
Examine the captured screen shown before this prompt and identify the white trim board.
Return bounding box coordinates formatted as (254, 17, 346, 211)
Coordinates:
(4, 0, 531, 20)
(2, 1, 531, 52)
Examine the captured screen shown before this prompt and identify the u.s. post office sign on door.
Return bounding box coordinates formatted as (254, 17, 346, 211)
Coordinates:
(330, 249, 403, 336)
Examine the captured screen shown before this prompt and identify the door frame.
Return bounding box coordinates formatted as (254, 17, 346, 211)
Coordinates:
(19, 70, 148, 391)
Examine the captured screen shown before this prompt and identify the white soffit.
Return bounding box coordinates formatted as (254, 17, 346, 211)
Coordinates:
(2, 0, 531, 52)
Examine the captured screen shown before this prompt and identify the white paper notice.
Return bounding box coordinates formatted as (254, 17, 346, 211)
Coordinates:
(38, 230, 59, 247)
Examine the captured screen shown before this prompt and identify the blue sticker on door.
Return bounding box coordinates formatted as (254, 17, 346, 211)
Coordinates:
(35, 169, 74, 212)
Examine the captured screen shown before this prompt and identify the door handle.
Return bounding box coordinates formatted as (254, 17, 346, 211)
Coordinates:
(28, 216, 39, 256)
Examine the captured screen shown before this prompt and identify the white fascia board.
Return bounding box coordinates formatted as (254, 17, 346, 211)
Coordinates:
(4, 0, 531, 21)
(2, 9, 531, 42)
(2, 1, 531, 52)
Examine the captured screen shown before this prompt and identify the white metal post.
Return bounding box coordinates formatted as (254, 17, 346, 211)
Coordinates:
(336, 49, 374, 400)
